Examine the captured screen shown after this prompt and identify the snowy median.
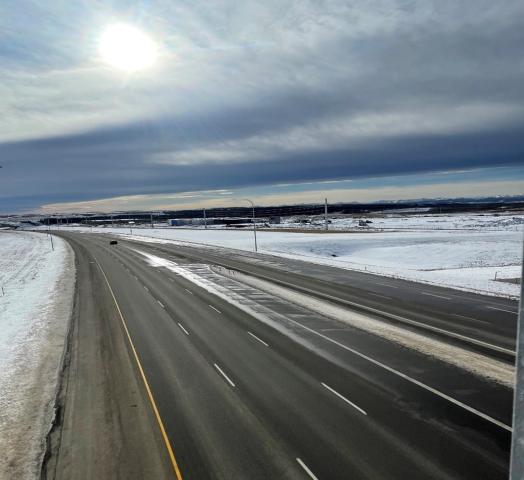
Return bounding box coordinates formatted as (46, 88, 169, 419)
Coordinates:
(0, 231, 74, 479)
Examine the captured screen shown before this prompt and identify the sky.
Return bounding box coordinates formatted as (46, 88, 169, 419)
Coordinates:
(1, 1, 523, 214)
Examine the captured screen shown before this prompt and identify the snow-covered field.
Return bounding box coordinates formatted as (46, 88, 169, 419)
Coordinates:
(0, 232, 74, 479)
(54, 212, 522, 298)
(275, 212, 524, 231)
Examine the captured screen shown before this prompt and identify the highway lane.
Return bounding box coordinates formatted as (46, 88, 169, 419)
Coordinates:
(110, 233, 518, 357)
(101, 237, 513, 427)
(55, 232, 512, 479)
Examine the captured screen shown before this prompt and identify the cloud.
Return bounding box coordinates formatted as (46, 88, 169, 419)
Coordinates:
(39, 178, 524, 214)
(1, 1, 523, 212)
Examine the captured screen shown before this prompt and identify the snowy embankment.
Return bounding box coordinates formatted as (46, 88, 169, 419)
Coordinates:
(277, 212, 524, 232)
(0, 232, 74, 479)
(57, 218, 522, 298)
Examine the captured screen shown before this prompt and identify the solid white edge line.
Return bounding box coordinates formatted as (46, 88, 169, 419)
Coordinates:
(283, 316, 512, 432)
(209, 305, 221, 314)
(185, 288, 194, 295)
(143, 285, 149, 292)
(321, 382, 367, 415)
(247, 331, 269, 347)
(214, 363, 235, 387)
(421, 291, 451, 300)
(177, 323, 189, 336)
(487, 306, 517, 314)
(296, 458, 319, 480)
(157, 300, 165, 309)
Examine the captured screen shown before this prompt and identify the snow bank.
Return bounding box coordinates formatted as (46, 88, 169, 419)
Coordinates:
(0, 232, 74, 479)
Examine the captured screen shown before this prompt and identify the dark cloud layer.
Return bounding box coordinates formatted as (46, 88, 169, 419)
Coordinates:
(2, 118, 523, 210)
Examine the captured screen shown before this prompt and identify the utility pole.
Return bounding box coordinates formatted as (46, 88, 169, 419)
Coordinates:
(324, 197, 328, 231)
(111, 214, 114, 229)
(150, 213, 153, 229)
(510, 239, 524, 479)
(204, 208, 207, 229)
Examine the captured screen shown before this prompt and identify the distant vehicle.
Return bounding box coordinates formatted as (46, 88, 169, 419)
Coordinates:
(110, 240, 118, 245)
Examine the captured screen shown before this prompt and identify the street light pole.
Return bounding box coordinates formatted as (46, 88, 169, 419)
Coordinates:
(324, 197, 328, 231)
(242, 199, 257, 252)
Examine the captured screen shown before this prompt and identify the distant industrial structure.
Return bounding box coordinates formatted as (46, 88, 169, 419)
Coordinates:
(30, 196, 524, 227)
(167, 218, 210, 227)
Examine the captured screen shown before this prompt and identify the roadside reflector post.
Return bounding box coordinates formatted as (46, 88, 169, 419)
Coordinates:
(510, 239, 524, 479)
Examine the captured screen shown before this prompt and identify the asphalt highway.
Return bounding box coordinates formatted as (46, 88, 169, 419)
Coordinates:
(120, 234, 518, 357)
(52, 231, 515, 479)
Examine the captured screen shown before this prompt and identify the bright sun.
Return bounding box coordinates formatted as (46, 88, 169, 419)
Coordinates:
(99, 24, 158, 72)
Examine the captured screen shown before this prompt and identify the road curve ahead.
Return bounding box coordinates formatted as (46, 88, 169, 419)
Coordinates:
(50, 231, 513, 480)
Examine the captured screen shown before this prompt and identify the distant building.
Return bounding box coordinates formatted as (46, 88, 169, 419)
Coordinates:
(167, 218, 192, 226)
(167, 218, 212, 226)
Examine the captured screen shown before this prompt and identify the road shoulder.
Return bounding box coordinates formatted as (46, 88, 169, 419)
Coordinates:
(42, 236, 173, 479)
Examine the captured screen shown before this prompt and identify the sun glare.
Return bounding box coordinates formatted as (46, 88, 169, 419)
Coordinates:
(99, 24, 158, 72)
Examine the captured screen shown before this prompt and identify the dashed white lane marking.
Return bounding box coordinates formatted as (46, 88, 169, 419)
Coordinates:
(487, 306, 517, 315)
(247, 331, 269, 347)
(143, 285, 149, 292)
(368, 292, 392, 300)
(451, 313, 489, 325)
(133, 275, 138, 280)
(421, 291, 451, 300)
(375, 282, 398, 289)
(209, 305, 221, 314)
(321, 382, 367, 415)
(178, 323, 189, 335)
(157, 300, 165, 309)
(296, 458, 319, 480)
(185, 288, 194, 295)
(168, 277, 174, 282)
(214, 363, 235, 387)
(283, 316, 512, 432)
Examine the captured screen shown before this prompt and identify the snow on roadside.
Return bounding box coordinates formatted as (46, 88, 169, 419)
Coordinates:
(0, 231, 74, 479)
(55, 224, 522, 298)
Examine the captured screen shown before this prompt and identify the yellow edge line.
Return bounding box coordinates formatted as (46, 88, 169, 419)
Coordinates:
(94, 256, 183, 480)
